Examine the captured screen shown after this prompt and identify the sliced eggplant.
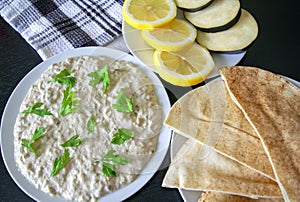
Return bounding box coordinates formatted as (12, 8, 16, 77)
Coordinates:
(184, 0, 241, 32)
(175, 0, 214, 12)
(196, 9, 258, 53)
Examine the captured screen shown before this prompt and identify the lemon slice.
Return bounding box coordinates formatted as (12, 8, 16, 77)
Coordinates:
(122, 0, 177, 29)
(154, 43, 214, 86)
(141, 19, 197, 52)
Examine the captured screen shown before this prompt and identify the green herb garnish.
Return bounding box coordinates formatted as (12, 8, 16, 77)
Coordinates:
(112, 89, 133, 113)
(88, 65, 110, 92)
(60, 134, 83, 148)
(59, 86, 80, 116)
(111, 128, 134, 145)
(50, 69, 76, 88)
(87, 115, 97, 134)
(102, 162, 116, 177)
(22, 102, 52, 117)
(21, 126, 45, 157)
(50, 149, 70, 177)
(94, 150, 129, 177)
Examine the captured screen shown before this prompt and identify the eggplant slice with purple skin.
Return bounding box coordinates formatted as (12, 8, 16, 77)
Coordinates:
(184, 0, 241, 33)
(196, 9, 258, 53)
(175, 0, 214, 12)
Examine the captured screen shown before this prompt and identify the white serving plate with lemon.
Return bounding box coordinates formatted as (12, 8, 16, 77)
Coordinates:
(122, 0, 246, 87)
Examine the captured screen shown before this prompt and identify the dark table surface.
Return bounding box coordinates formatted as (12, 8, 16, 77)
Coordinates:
(1, 1, 300, 202)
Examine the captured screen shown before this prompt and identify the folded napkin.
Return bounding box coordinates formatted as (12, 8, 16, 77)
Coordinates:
(0, 0, 129, 60)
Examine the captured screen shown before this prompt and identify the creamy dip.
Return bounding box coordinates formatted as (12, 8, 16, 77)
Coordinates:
(14, 56, 163, 201)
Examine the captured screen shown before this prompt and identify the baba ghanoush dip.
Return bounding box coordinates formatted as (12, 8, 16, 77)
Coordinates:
(14, 56, 163, 201)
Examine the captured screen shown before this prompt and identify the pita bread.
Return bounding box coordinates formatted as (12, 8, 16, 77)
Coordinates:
(164, 80, 275, 180)
(220, 66, 300, 201)
(162, 138, 282, 198)
(199, 192, 284, 202)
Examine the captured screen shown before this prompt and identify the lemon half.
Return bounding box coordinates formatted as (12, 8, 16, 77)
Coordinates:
(154, 43, 215, 86)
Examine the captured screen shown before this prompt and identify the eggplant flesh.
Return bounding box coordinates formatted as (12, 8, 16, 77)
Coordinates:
(196, 9, 258, 53)
(184, 0, 241, 32)
(175, 0, 214, 12)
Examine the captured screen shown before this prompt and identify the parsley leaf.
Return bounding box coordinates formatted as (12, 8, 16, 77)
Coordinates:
(50, 69, 76, 88)
(31, 126, 45, 141)
(111, 128, 134, 145)
(59, 86, 80, 116)
(60, 134, 83, 147)
(101, 150, 129, 165)
(88, 66, 110, 92)
(94, 150, 129, 177)
(21, 126, 45, 157)
(21, 140, 36, 156)
(102, 162, 116, 177)
(50, 149, 70, 177)
(22, 102, 52, 117)
(87, 115, 97, 134)
(112, 89, 133, 113)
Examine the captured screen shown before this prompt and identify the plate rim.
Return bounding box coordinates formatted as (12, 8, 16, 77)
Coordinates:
(0, 46, 172, 202)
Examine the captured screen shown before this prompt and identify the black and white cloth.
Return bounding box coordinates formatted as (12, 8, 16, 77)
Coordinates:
(0, 0, 127, 60)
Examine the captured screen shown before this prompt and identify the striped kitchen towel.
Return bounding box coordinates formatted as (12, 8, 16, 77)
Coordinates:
(0, 0, 127, 60)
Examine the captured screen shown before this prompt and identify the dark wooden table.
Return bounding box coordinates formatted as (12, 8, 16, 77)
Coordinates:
(1, 1, 300, 201)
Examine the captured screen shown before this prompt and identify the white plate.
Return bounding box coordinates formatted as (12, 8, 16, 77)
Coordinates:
(122, 9, 247, 79)
(0, 47, 172, 202)
(170, 76, 300, 202)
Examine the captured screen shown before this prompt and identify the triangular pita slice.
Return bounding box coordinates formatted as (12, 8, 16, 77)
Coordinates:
(164, 80, 275, 180)
(199, 192, 284, 202)
(162, 138, 282, 198)
(220, 66, 300, 201)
